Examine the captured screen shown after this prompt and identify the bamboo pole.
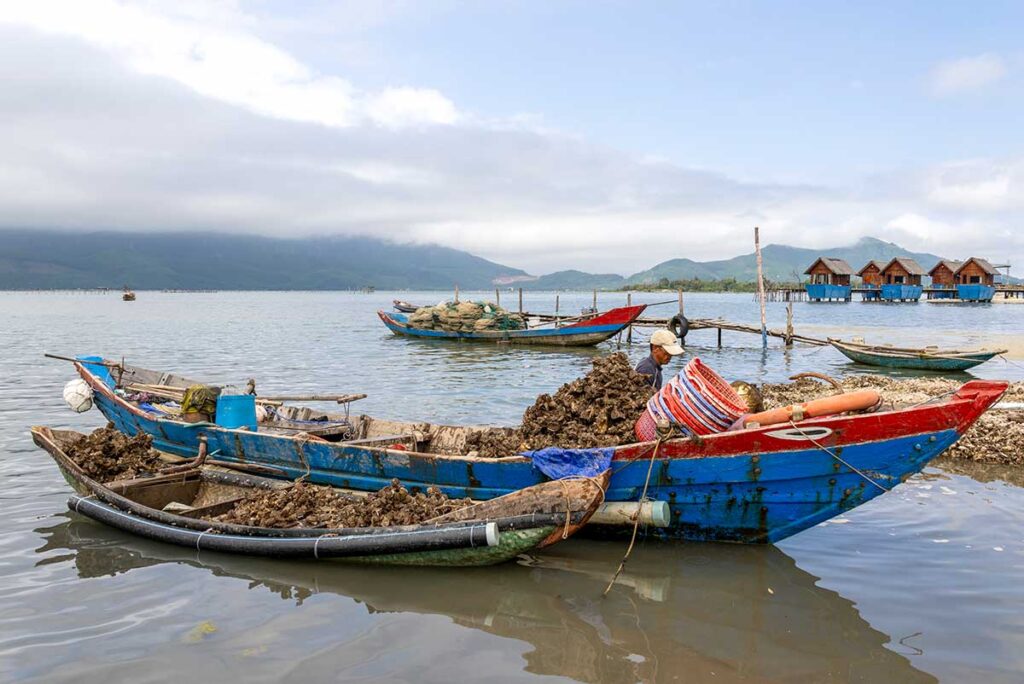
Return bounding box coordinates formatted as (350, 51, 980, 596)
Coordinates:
(755, 226, 768, 349)
(495, 288, 500, 307)
(555, 294, 560, 328)
(518, 287, 523, 314)
(592, 289, 597, 310)
(455, 284, 460, 304)
(677, 289, 684, 316)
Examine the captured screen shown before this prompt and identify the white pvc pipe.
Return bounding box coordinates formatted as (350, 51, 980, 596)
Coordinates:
(591, 501, 671, 528)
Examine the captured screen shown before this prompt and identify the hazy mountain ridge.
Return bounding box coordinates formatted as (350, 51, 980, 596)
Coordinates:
(0, 230, 528, 290)
(0, 230, 1001, 290)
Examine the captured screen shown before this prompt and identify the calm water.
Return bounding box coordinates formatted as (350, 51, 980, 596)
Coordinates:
(2, 291, 1023, 682)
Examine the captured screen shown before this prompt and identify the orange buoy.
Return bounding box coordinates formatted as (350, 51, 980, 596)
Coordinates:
(742, 390, 881, 429)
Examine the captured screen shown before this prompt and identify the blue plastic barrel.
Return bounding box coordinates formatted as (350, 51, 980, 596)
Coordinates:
(215, 394, 257, 430)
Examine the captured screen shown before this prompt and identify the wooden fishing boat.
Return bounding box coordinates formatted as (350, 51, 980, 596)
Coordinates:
(379, 304, 647, 346)
(829, 338, 1007, 371)
(31, 426, 607, 566)
(393, 299, 420, 313)
(67, 356, 1008, 543)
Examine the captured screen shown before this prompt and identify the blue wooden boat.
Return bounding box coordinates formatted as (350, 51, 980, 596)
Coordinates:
(67, 357, 1007, 544)
(829, 339, 1007, 371)
(379, 304, 646, 347)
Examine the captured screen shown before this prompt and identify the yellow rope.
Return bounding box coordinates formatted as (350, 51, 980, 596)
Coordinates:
(603, 435, 666, 597)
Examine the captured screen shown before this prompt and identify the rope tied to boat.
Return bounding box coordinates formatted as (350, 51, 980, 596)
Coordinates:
(603, 428, 672, 597)
(554, 474, 609, 540)
(787, 420, 890, 493)
(998, 353, 1024, 373)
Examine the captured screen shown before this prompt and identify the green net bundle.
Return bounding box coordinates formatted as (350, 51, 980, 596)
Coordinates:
(407, 301, 525, 333)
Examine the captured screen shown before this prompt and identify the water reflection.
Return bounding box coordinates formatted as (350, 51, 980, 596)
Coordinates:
(36, 516, 936, 683)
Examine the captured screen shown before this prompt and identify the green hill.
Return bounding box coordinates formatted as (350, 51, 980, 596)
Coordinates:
(0, 230, 527, 290)
(625, 237, 945, 284)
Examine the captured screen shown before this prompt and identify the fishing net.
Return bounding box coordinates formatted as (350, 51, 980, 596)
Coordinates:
(407, 301, 525, 333)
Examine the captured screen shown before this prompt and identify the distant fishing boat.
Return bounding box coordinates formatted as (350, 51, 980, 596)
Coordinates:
(392, 299, 420, 313)
(829, 338, 1007, 371)
(122, 286, 136, 301)
(378, 304, 647, 347)
(31, 426, 606, 566)
(66, 356, 1007, 543)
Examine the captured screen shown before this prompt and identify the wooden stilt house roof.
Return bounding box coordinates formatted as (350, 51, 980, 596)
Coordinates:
(928, 259, 963, 276)
(880, 257, 925, 276)
(804, 257, 853, 276)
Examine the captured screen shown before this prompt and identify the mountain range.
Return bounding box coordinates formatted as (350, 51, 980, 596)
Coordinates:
(521, 237, 948, 288)
(0, 230, 527, 290)
(0, 229, 989, 290)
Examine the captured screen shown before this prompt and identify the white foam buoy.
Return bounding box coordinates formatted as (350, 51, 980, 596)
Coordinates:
(63, 379, 94, 413)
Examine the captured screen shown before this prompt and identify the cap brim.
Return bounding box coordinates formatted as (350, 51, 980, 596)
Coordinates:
(662, 344, 684, 356)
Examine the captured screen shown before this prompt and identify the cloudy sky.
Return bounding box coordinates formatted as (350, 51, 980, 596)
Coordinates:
(0, 1, 1021, 275)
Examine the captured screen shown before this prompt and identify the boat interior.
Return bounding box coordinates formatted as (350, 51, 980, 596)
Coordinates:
(91, 362, 521, 457)
(44, 428, 300, 518)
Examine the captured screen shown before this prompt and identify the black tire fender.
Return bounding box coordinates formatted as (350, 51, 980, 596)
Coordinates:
(669, 313, 689, 342)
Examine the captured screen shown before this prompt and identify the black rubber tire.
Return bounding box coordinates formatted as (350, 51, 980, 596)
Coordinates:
(669, 313, 689, 342)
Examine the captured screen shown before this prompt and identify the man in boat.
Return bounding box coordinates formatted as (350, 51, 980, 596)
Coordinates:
(635, 329, 684, 390)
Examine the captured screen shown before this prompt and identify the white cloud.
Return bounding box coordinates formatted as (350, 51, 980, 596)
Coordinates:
(0, 4, 1021, 275)
(365, 87, 460, 128)
(926, 159, 1020, 210)
(0, 0, 457, 128)
(929, 53, 1008, 96)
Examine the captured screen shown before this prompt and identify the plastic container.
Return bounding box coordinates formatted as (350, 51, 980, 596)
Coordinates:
(634, 357, 746, 441)
(215, 394, 258, 430)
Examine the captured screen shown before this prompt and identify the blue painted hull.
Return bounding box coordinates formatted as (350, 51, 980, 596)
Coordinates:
(378, 306, 645, 347)
(90, 390, 968, 544)
(879, 284, 922, 301)
(956, 284, 995, 302)
(805, 284, 850, 301)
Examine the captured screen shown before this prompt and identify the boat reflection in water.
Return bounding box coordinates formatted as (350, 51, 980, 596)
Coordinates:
(36, 518, 935, 683)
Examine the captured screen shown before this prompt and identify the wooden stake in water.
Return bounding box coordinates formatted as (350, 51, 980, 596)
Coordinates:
(677, 289, 684, 316)
(518, 287, 523, 314)
(626, 293, 633, 343)
(592, 289, 597, 311)
(455, 284, 460, 304)
(785, 301, 794, 347)
(555, 294, 560, 328)
(754, 226, 768, 349)
(495, 288, 500, 307)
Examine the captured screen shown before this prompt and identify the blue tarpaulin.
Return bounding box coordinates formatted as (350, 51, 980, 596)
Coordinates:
(523, 447, 614, 480)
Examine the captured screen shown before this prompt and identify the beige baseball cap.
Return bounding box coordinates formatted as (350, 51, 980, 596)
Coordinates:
(650, 329, 684, 355)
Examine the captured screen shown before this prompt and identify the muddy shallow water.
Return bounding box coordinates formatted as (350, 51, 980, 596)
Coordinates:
(2, 291, 1023, 682)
